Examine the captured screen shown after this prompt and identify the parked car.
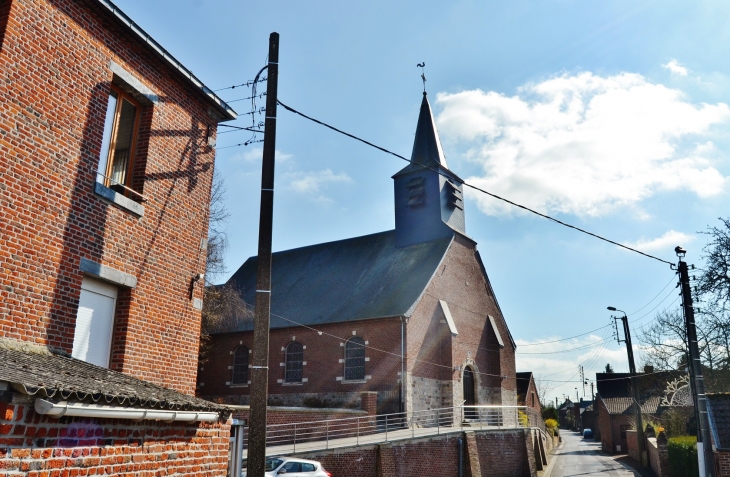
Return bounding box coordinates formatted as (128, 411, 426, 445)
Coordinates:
(583, 429, 594, 439)
(243, 457, 332, 477)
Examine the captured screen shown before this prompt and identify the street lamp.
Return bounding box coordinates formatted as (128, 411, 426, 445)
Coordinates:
(608, 305, 645, 466)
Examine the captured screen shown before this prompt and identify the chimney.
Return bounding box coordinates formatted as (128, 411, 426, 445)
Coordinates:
(644, 365, 654, 374)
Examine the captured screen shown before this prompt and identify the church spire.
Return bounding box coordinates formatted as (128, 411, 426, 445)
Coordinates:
(410, 92, 448, 169)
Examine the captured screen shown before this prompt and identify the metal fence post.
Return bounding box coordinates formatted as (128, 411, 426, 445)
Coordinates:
(357, 416, 360, 445)
(293, 423, 297, 453)
(325, 421, 329, 449)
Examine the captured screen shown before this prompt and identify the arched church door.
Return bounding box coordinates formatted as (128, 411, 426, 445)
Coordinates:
(463, 367, 477, 419)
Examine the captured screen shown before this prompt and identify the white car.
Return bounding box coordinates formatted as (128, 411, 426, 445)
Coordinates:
(242, 457, 332, 477)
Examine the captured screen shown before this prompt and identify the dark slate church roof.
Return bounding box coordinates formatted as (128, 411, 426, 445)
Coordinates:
(221, 230, 453, 332)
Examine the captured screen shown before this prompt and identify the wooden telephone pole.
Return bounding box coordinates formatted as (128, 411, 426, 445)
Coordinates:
(247, 32, 279, 477)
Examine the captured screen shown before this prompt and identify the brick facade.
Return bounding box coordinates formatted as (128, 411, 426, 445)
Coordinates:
(202, 317, 404, 412)
(0, 0, 234, 474)
(717, 450, 730, 477)
(0, 401, 231, 476)
(201, 234, 517, 414)
(0, 0, 221, 394)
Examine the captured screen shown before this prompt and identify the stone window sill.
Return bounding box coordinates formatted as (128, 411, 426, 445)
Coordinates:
(93, 182, 144, 217)
(229, 384, 249, 388)
(341, 380, 367, 385)
(281, 382, 304, 386)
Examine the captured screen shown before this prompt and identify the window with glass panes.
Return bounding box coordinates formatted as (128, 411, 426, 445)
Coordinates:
(232, 346, 249, 384)
(97, 85, 141, 195)
(285, 342, 303, 383)
(344, 337, 366, 381)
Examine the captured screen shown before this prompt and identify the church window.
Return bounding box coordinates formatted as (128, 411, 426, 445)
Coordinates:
(406, 176, 425, 207)
(232, 346, 249, 384)
(344, 337, 366, 381)
(285, 341, 303, 383)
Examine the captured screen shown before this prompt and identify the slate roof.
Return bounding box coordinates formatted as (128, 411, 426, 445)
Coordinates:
(220, 230, 453, 332)
(707, 393, 730, 450)
(0, 340, 228, 413)
(600, 396, 661, 416)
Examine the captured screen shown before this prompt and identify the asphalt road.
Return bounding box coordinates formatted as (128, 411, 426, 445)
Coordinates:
(549, 432, 645, 477)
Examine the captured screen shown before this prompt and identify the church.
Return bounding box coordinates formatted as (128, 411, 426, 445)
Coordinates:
(199, 92, 517, 415)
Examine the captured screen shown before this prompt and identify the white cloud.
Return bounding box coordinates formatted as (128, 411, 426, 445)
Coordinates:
(435, 72, 730, 217)
(516, 334, 629, 403)
(625, 230, 695, 252)
(286, 169, 352, 194)
(663, 59, 689, 77)
(231, 147, 293, 163)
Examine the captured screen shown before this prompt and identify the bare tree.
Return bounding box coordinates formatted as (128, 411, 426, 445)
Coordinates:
(199, 171, 253, 365)
(698, 217, 730, 305)
(534, 375, 555, 408)
(640, 309, 690, 370)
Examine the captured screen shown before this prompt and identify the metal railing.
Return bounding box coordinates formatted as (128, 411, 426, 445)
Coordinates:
(243, 405, 545, 452)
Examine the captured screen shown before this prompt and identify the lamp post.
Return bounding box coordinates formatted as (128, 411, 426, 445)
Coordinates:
(608, 306, 645, 466)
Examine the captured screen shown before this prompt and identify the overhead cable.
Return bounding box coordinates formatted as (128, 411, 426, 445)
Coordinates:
(276, 99, 674, 267)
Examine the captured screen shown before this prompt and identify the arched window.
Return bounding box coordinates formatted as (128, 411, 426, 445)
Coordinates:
(232, 346, 249, 385)
(344, 337, 366, 381)
(285, 341, 303, 383)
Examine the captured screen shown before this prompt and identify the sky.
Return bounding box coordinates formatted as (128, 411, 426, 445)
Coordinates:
(113, 0, 730, 404)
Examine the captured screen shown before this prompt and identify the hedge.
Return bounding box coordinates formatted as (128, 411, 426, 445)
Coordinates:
(667, 436, 699, 477)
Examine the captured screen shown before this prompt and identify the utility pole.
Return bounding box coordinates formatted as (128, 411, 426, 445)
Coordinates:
(247, 32, 279, 477)
(676, 246, 714, 477)
(608, 306, 645, 467)
(580, 365, 585, 397)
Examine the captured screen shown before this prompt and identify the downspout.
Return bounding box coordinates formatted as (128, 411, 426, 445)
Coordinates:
(401, 316, 405, 413)
(458, 437, 463, 477)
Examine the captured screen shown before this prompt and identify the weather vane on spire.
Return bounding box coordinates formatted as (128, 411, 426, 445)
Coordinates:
(417, 62, 426, 92)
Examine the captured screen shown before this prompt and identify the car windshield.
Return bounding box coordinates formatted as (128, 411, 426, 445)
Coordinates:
(264, 458, 283, 471)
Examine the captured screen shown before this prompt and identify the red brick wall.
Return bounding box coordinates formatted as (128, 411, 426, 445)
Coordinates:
(626, 430, 638, 461)
(0, 401, 230, 476)
(597, 397, 613, 453)
(201, 317, 403, 409)
(474, 429, 532, 477)
(290, 429, 533, 477)
(716, 450, 730, 477)
(0, 0, 218, 394)
(408, 235, 516, 402)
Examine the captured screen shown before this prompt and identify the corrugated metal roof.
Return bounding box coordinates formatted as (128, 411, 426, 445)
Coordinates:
(0, 340, 228, 413)
(221, 230, 452, 332)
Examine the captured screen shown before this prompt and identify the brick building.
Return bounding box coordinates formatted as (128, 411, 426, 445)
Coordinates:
(595, 370, 692, 454)
(0, 0, 236, 474)
(200, 92, 518, 416)
(707, 393, 730, 477)
(516, 372, 541, 415)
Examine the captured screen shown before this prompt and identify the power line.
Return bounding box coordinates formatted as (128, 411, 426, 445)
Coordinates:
(213, 77, 267, 92)
(276, 99, 674, 267)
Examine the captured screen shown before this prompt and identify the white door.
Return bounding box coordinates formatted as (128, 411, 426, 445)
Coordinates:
(72, 277, 118, 367)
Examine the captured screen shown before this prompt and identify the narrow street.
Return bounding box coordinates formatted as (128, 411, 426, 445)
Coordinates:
(549, 432, 647, 477)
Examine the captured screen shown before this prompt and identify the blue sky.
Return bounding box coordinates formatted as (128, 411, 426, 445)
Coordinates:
(114, 0, 730, 402)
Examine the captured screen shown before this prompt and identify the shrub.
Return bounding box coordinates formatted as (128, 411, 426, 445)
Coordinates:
(542, 407, 559, 421)
(545, 418, 558, 430)
(667, 436, 698, 477)
(518, 410, 529, 427)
